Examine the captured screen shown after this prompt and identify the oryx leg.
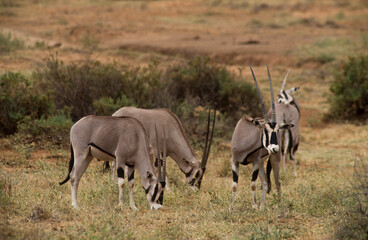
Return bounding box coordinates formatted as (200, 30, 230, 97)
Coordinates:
(282, 130, 289, 171)
(258, 162, 267, 210)
(111, 160, 116, 180)
(70, 148, 93, 209)
(270, 155, 281, 200)
(251, 164, 259, 209)
(229, 160, 239, 210)
(117, 166, 125, 206)
(291, 142, 299, 177)
(266, 158, 272, 194)
(127, 166, 138, 211)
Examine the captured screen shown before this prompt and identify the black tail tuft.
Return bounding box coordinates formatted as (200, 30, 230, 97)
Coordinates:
(59, 145, 74, 185)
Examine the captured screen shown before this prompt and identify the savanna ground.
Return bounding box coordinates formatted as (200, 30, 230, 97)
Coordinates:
(1, 0, 368, 239)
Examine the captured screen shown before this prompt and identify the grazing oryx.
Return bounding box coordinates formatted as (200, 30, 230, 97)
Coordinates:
(275, 70, 300, 176)
(111, 107, 216, 191)
(229, 65, 293, 210)
(59, 115, 165, 210)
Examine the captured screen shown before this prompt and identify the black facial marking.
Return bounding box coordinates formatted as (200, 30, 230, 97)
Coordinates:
(270, 132, 278, 145)
(269, 122, 277, 129)
(143, 186, 150, 194)
(251, 170, 259, 181)
(232, 170, 238, 183)
(264, 129, 269, 147)
(195, 170, 200, 179)
(128, 171, 135, 181)
(189, 178, 196, 186)
(151, 184, 159, 202)
(117, 167, 124, 179)
(88, 142, 115, 158)
(157, 191, 164, 205)
(185, 169, 193, 178)
(282, 90, 289, 100)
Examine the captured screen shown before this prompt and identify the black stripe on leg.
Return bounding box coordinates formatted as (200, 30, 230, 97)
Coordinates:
(117, 167, 124, 179)
(232, 170, 238, 183)
(128, 171, 135, 181)
(251, 169, 259, 181)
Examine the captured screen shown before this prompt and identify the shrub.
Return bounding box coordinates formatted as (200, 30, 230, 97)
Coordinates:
(0, 72, 52, 136)
(15, 114, 73, 148)
(167, 56, 260, 121)
(328, 55, 368, 120)
(36, 54, 260, 142)
(37, 53, 130, 121)
(334, 155, 368, 239)
(0, 32, 24, 53)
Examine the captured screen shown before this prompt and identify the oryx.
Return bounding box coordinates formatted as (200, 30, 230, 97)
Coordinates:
(229, 65, 293, 210)
(111, 107, 216, 191)
(59, 115, 165, 210)
(276, 70, 300, 176)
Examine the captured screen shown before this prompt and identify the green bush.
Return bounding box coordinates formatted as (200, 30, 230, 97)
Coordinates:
(328, 55, 368, 120)
(0, 32, 24, 53)
(167, 56, 260, 121)
(0, 72, 52, 136)
(37, 53, 130, 121)
(15, 114, 73, 147)
(334, 155, 368, 239)
(36, 54, 259, 142)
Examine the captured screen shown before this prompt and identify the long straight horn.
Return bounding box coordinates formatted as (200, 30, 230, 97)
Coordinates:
(203, 107, 216, 170)
(266, 65, 276, 123)
(280, 69, 292, 92)
(154, 124, 163, 182)
(201, 107, 211, 169)
(249, 65, 269, 123)
(162, 126, 167, 182)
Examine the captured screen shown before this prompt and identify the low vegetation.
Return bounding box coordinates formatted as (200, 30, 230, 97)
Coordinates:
(328, 55, 368, 120)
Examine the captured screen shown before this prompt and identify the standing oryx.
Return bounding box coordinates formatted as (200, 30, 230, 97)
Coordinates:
(111, 107, 216, 191)
(229, 65, 293, 210)
(275, 70, 300, 177)
(59, 115, 165, 210)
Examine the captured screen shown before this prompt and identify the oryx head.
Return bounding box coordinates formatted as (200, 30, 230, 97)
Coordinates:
(249, 65, 294, 155)
(277, 69, 299, 105)
(142, 125, 167, 210)
(188, 107, 216, 191)
(143, 171, 165, 210)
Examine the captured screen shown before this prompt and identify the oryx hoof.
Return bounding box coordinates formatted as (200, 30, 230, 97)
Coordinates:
(259, 204, 265, 211)
(150, 203, 163, 210)
(130, 205, 139, 211)
(252, 204, 258, 210)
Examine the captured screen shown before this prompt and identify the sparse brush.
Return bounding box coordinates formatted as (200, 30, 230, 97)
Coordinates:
(334, 154, 368, 239)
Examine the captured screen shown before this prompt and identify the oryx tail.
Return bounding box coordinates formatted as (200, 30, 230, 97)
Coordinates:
(59, 145, 74, 185)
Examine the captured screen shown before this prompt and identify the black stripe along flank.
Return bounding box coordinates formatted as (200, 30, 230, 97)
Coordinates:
(88, 142, 115, 158)
(241, 146, 263, 165)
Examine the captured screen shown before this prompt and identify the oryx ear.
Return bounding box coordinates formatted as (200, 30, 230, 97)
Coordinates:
(146, 171, 153, 180)
(252, 120, 263, 127)
(280, 123, 294, 129)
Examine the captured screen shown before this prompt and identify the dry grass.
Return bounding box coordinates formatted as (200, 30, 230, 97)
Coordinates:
(0, 121, 366, 239)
